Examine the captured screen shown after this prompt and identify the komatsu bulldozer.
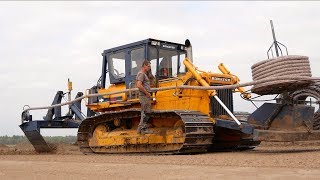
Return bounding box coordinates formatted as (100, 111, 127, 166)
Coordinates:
(20, 22, 320, 154)
(74, 38, 265, 154)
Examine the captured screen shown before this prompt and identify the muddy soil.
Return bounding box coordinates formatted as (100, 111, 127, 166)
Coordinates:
(0, 141, 320, 179)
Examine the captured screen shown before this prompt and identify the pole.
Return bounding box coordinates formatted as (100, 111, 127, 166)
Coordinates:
(270, 20, 280, 57)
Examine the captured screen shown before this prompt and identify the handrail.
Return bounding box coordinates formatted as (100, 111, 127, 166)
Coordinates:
(22, 76, 320, 113)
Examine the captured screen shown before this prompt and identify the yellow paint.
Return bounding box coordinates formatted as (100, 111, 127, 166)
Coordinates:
(218, 63, 251, 99)
(68, 80, 72, 91)
(99, 84, 127, 100)
(85, 59, 247, 148)
(87, 59, 248, 145)
(86, 71, 211, 115)
(89, 122, 185, 147)
(85, 59, 245, 116)
(183, 58, 216, 96)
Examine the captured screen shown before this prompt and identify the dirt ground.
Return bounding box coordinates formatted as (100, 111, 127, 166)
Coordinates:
(1, 141, 320, 180)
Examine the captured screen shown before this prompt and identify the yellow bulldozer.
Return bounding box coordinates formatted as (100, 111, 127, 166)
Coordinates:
(76, 39, 261, 154)
(20, 22, 320, 154)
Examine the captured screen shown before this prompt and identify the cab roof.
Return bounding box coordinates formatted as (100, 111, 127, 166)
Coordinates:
(102, 38, 185, 55)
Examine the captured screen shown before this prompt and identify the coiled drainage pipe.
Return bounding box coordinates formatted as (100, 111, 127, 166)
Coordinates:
(251, 55, 312, 95)
(251, 55, 319, 129)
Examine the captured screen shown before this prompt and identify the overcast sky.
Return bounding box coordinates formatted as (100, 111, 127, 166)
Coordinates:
(1, 1, 320, 136)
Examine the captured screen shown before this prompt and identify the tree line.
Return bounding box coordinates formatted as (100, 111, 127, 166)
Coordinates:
(0, 135, 77, 145)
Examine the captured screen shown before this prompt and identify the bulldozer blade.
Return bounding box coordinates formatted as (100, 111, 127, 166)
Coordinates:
(20, 121, 51, 152)
(20, 120, 80, 153)
(248, 103, 320, 142)
(209, 119, 261, 151)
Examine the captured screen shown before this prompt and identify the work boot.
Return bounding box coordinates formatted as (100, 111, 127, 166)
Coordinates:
(137, 125, 149, 134)
(137, 125, 143, 134)
(140, 128, 153, 134)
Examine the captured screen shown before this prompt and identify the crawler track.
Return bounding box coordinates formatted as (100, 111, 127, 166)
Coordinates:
(77, 109, 215, 154)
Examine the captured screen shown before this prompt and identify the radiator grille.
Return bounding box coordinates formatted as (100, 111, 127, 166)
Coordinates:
(210, 89, 233, 117)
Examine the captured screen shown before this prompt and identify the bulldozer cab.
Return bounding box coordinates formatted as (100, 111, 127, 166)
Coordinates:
(100, 38, 187, 89)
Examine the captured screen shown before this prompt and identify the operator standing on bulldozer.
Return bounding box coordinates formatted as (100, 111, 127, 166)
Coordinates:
(136, 60, 154, 134)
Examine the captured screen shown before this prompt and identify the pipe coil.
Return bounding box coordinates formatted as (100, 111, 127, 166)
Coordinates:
(251, 55, 313, 95)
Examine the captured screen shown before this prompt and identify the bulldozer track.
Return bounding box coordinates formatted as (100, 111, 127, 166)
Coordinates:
(77, 109, 214, 154)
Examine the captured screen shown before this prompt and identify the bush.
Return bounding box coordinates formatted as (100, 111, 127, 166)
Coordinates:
(0, 135, 77, 145)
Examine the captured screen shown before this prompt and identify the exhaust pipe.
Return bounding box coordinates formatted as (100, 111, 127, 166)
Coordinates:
(185, 39, 193, 63)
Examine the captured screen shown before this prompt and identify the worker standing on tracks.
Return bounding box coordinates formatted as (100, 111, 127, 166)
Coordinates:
(136, 60, 153, 134)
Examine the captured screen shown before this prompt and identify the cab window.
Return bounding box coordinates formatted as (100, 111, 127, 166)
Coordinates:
(148, 47, 158, 77)
(158, 49, 185, 78)
(130, 47, 145, 75)
(109, 51, 125, 79)
(178, 52, 187, 74)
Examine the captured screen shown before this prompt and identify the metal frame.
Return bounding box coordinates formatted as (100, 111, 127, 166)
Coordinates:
(100, 38, 187, 89)
(20, 91, 85, 152)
